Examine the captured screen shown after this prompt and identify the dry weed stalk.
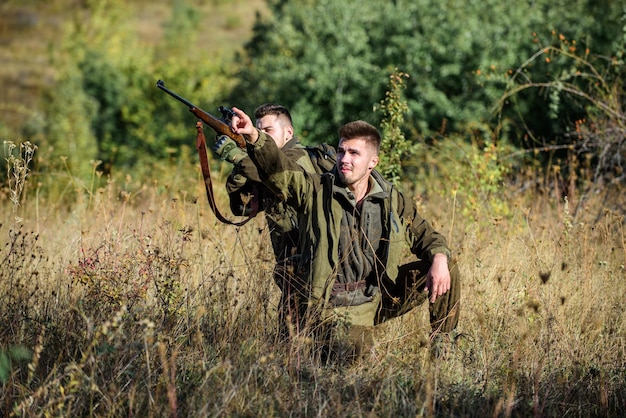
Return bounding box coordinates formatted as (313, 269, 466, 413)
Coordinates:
(3, 140, 37, 224)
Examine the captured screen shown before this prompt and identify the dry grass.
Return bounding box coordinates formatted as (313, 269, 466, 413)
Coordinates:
(1, 143, 624, 417)
(1, 2, 623, 415)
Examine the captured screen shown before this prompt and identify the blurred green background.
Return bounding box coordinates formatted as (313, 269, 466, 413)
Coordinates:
(1, 0, 624, 196)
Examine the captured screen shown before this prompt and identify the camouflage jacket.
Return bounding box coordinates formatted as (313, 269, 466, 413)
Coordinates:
(247, 131, 451, 305)
(226, 137, 335, 261)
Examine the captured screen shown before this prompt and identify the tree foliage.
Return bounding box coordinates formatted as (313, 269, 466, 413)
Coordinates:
(36, 0, 233, 180)
(10, 0, 624, 192)
(229, 0, 624, 150)
(496, 32, 626, 187)
(376, 70, 413, 185)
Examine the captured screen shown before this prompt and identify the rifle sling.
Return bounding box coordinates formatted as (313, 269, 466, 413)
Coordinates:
(195, 121, 253, 227)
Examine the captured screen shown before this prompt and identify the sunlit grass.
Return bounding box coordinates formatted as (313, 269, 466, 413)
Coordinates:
(1, 142, 624, 416)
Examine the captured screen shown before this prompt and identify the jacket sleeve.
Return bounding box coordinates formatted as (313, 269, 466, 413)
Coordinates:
(397, 189, 451, 261)
(224, 156, 262, 216)
(225, 155, 262, 195)
(247, 131, 313, 210)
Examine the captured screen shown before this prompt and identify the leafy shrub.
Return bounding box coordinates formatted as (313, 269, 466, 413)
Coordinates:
(493, 30, 626, 189)
(376, 70, 415, 185)
(420, 130, 516, 221)
(230, 0, 624, 147)
(37, 0, 233, 186)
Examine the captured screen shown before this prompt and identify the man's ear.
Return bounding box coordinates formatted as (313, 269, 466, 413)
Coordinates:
(286, 124, 294, 140)
(369, 155, 379, 170)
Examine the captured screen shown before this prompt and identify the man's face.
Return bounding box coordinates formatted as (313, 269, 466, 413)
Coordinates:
(256, 114, 294, 149)
(336, 138, 379, 188)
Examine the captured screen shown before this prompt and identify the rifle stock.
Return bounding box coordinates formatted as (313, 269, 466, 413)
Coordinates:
(156, 80, 246, 148)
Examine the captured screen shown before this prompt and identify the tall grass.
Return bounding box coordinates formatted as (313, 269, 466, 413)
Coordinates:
(0, 142, 625, 417)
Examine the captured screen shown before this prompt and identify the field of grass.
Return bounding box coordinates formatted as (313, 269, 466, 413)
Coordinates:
(1, 141, 624, 416)
(1, 1, 625, 416)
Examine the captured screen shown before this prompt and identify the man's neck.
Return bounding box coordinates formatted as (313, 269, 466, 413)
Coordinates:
(351, 177, 372, 204)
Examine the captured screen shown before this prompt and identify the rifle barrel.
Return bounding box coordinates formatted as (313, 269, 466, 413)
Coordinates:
(156, 80, 196, 109)
(156, 79, 246, 148)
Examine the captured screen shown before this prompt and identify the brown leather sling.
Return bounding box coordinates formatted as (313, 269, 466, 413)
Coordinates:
(195, 121, 253, 227)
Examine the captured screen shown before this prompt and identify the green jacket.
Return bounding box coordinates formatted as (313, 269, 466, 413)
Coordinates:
(248, 132, 451, 306)
(226, 137, 335, 261)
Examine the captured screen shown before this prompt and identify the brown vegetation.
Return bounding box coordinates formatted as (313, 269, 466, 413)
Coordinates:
(1, 141, 624, 415)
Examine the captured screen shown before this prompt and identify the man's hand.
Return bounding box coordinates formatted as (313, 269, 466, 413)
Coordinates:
(231, 107, 259, 142)
(425, 253, 451, 303)
(213, 135, 247, 164)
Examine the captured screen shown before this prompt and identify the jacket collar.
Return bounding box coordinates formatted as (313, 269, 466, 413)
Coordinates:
(330, 170, 388, 204)
(281, 137, 301, 151)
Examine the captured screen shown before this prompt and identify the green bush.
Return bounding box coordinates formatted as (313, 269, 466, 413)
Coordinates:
(492, 29, 626, 188)
(31, 0, 234, 195)
(376, 69, 414, 185)
(229, 0, 624, 152)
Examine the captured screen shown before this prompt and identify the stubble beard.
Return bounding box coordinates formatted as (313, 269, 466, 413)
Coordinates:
(337, 165, 353, 186)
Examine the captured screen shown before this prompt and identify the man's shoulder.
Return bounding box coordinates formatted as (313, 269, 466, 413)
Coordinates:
(282, 141, 336, 174)
(303, 143, 337, 174)
(283, 146, 308, 157)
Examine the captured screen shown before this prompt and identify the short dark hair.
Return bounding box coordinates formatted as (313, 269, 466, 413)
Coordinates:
(338, 120, 381, 153)
(254, 103, 293, 126)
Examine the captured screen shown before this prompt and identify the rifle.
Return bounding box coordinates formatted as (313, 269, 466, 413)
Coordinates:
(156, 80, 252, 227)
(156, 79, 246, 149)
